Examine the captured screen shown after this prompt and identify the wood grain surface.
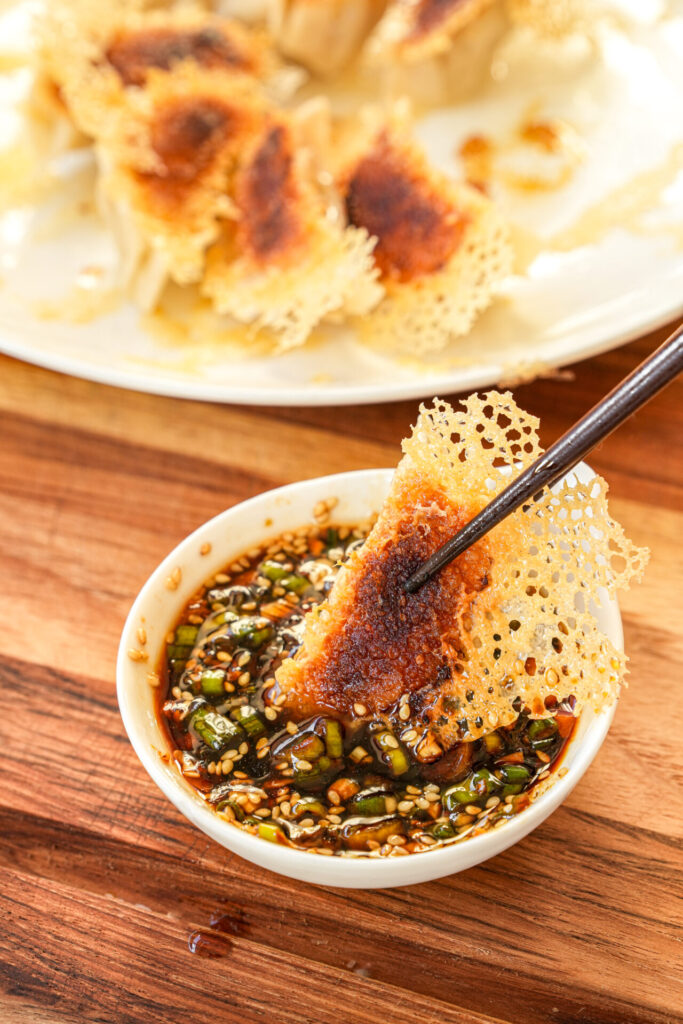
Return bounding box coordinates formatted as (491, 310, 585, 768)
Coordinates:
(0, 324, 681, 1024)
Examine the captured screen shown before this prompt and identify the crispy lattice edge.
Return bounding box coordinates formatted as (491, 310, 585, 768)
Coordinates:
(95, 64, 267, 286)
(395, 394, 648, 739)
(202, 121, 382, 351)
(278, 393, 647, 741)
(35, 0, 280, 139)
(342, 128, 513, 354)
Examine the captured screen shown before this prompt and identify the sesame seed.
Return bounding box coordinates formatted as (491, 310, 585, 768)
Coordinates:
(275, 694, 287, 706)
(353, 703, 367, 716)
(239, 742, 249, 755)
(486, 796, 501, 809)
(425, 791, 440, 803)
(398, 705, 411, 721)
(275, 761, 289, 771)
(215, 573, 230, 583)
(224, 681, 235, 693)
(225, 749, 238, 759)
(200, 543, 212, 556)
(164, 568, 182, 591)
(299, 817, 315, 828)
(257, 748, 269, 759)
(230, 563, 243, 575)
(327, 814, 342, 824)
(465, 804, 482, 816)
(350, 746, 368, 763)
(188, 614, 203, 625)
(387, 835, 406, 846)
(237, 652, 251, 667)
(165, 631, 175, 645)
(286, 721, 298, 735)
(255, 736, 269, 750)
(254, 807, 271, 818)
(238, 671, 251, 687)
(406, 785, 421, 795)
(385, 796, 397, 813)
(127, 648, 148, 663)
(233, 771, 249, 780)
(296, 760, 313, 771)
(216, 651, 232, 663)
(537, 750, 551, 763)
(398, 800, 414, 813)
(383, 734, 399, 749)
(401, 729, 418, 742)
(415, 797, 429, 810)
(366, 840, 381, 851)
(171, 686, 181, 698)
(264, 707, 277, 721)
(207, 762, 216, 775)
(420, 835, 437, 846)
(328, 790, 340, 805)
(313, 501, 326, 518)
(221, 758, 234, 774)
(136, 627, 147, 645)
(146, 672, 160, 687)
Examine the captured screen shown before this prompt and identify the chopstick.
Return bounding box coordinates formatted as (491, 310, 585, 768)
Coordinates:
(405, 322, 683, 594)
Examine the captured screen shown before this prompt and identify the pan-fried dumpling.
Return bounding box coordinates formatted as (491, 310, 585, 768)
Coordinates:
(275, 394, 646, 757)
(202, 114, 382, 350)
(37, 1, 288, 142)
(268, 0, 388, 76)
(96, 65, 265, 309)
(338, 122, 511, 353)
(367, 0, 509, 104)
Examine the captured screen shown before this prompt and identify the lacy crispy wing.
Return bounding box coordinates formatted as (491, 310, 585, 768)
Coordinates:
(276, 395, 648, 754)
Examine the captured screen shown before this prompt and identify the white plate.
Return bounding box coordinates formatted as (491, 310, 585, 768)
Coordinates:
(1, 1, 683, 405)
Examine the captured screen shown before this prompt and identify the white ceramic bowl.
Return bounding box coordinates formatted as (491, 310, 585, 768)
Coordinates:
(117, 467, 621, 888)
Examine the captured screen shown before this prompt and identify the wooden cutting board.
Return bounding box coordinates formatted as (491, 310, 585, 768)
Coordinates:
(0, 323, 681, 1024)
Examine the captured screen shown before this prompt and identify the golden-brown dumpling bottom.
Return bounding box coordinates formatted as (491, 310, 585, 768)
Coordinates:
(339, 130, 512, 351)
(275, 394, 645, 757)
(202, 118, 381, 350)
(105, 20, 263, 86)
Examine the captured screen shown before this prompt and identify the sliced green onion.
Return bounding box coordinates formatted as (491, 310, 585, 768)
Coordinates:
(323, 719, 343, 759)
(199, 669, 225, 697)
(190, 706, 244, 753)
(230, 705, 266, 737)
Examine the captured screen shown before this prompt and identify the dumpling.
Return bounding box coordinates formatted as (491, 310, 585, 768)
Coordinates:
(268, 0, 388, 76)
(37, 1, 287, 142)
(95, 65, 266, 309)
(338, 120, 511, 352)
(367, 0, 509, 104)
(275, 394, 646, 757)
(202, 113, 382, 350)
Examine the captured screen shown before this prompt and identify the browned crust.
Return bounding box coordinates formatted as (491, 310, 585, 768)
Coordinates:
(105, 25, 254, 87)
(344, 133, 469, 282)
(134, 96, 243, 215)
(234, 124, 304, 265)
(282, 488, 490, 720)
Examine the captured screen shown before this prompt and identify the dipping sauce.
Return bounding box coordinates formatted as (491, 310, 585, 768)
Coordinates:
(159, 520, 575, 857)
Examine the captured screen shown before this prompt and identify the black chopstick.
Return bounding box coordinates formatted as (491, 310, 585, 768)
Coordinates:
(405, 321, 683, 594)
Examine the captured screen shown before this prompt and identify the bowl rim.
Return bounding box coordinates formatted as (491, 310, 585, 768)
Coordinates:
(117, 466, 622, 888)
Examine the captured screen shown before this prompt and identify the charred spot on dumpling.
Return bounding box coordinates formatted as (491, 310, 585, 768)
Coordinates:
(283, 493, 490, 717)
(136, 96, 240, 212)
(236, 124, 303, 264)
(106, 25, 253, 87)
(345, 135, 469, 282)
(149, 97, 238, 180)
